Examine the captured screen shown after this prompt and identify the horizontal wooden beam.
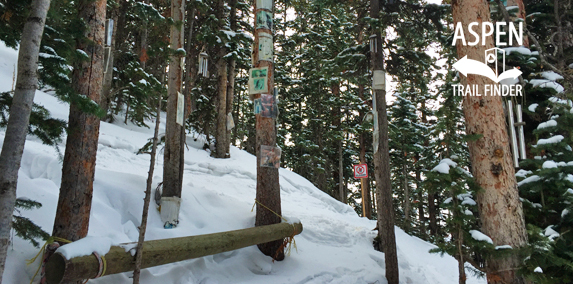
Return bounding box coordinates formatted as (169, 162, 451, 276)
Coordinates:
(45, 222, 303, 284)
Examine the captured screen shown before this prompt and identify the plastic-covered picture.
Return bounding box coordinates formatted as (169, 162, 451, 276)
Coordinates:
(256, 11, 272, 30)
(254, 98, 262, 114)
(176, 92, 184, 126)
(256, 0, 273, 11)
(260, 145, 281, 168)
(260, 94, 277, 118)
(248, 67, 269, 94)
(258, 33, 273, 62)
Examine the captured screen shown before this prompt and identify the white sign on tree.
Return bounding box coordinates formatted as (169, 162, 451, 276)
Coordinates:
(176, 92, 184, 126)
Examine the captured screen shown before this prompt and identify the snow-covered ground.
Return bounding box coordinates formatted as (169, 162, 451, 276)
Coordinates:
(0, 42, 484, 284)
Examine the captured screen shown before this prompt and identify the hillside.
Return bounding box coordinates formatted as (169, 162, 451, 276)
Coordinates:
(0, 42, 483, 284)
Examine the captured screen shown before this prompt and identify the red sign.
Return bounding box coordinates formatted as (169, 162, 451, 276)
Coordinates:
(354, 164, 368, 179)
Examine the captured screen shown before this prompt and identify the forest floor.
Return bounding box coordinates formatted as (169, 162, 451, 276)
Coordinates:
(0, 42, 484, 284)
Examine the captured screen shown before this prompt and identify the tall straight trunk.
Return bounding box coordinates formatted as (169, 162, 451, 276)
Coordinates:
(338, 141, 344, 203)
(101, 3, 119, 113)
(226, 0, 237, 153)
(358, 85, 372, 219)
(161, 0, 185, 227)
(370, 0, 399, 283)
(428, 192, 438, 236)
(416, 169, 425, 237)
(0, 0, 50, 280)
(109, 0, 129, 115)
(139, 0, 149, 70)
(214, 0, 228, 159)
(505, 0, 529, 47)
(403, 162, 410, 232)
(253, 1, 283, 261)
(451, 192, 466, 284)
(452, 0, 528, 282)
(184, 7, 196, 113)
(52, 0, 106, 242)
(331, 83, 344, 202)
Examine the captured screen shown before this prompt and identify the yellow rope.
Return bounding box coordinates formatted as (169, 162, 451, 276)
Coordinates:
(252, 199, 288, 222)
(101, 253, 107, 277)
(27, 237, 72, 284)
(252, 199, 299, 259)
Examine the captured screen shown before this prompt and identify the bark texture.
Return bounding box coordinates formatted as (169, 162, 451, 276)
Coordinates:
(0, 0, 51, 280)
(358, 85, 371, 219)
(214, 0, 228, 159)
(162, 0, 185, 201)
(225, 0, 237, 154)
(451, 0, 528, 282)
(52, 0, 106, 242)
(371, 0, 399, 283)
(253, 2, 283, 261)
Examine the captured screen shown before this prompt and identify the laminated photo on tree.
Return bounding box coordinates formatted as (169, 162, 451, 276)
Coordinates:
(260, 94, 277, 118)
(256, 10, 272, 30)
(260, 145, 281, 168)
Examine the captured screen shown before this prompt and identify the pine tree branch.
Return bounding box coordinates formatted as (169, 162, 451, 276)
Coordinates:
(494, 0, 571, 80)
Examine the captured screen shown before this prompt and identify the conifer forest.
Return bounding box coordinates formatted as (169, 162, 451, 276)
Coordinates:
(0, 0, 572, 283)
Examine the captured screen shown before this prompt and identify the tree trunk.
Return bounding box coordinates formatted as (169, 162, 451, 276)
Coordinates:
(214, 0, 228, 159)
(358, 85, 371, 219)
(226, 0, 237, 154)
(416, 170, 425, 237)
(428, 192, 438, 237)
(100, 3, 119, 113)
(505, 0, 529, 47)
(253, 1, 283, 261)
(451, 0, 528, 282)
(370, 0, 399, 283)
(52, 0, 106, 242)
(403, 162, 410, 232)
(184, 7, 197, 113)
(0, 0, 51, 280)
(338, 141, 345, 203)
(161, 0, 185, 227)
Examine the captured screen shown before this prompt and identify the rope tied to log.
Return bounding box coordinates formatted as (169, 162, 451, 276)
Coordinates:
(27, 236, 71, 284)
(90, 251, 107, 279)
(251, 199, 298, 261)
(27, 236, 107, 284)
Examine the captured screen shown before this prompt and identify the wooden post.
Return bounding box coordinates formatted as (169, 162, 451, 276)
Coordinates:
(45, 222, 303, 284)
(253, 0, 283, 260)
(370, 0, 399, 283)
(161, 0, 186, 228)
(360, 178, 370, 218)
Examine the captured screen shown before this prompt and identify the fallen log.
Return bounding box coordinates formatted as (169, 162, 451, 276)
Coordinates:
(45, 221, 303, 284)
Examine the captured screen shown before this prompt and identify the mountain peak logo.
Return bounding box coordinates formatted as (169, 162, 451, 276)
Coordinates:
(453, 48, 522, 83)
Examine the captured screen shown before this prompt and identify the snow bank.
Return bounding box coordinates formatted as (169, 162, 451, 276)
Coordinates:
(0, 41, 484, 284)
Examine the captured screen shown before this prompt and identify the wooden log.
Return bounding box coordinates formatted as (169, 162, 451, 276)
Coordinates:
(45, 222, 303, 284)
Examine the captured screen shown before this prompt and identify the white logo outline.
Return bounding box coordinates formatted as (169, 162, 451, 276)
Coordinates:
(453, 48, 522, 83)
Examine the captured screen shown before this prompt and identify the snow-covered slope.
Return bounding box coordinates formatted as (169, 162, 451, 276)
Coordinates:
(0, 42, 484, 284)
